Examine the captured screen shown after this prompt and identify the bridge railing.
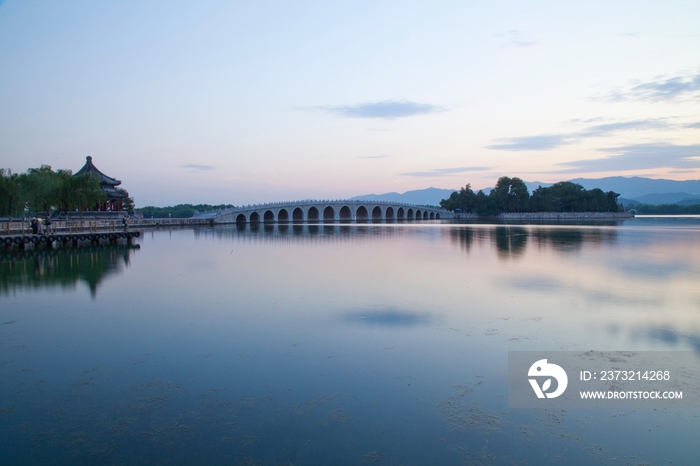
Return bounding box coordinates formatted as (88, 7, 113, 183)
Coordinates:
(194, 200, 449, 218)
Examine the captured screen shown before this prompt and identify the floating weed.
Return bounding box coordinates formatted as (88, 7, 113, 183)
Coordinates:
(202, 387, 231, 397)
(359, 450, 384, 463)
(232, 456, 262, 466)
(241, 394, 273, 406)
(319, 406, 350, 427)
(147, 395, 167, 405)
(438, 381, 506, 434)
(237, 435, 266, 447)
(71, 379, 94, 387)
(306, 393, 358, 406)
(0, 405, 16, 414)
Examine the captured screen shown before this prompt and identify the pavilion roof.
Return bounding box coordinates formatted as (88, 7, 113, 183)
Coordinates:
(75, 156, 122, 186)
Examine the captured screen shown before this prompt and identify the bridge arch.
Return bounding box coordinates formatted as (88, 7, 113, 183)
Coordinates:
(308, 206, 319, 222)
(293, 208, 304, 222)
(356, 206, 368, 221)
(339, 206, 352, 221)
(210, 200, 451, 224)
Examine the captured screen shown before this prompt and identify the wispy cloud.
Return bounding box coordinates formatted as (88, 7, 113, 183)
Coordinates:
(318, 100, 445, 119)
(686, 122, 700, 129)
(488, 118, 674, 152)
(357, 154, 390, 159)
(487, 134, 572, 151)
(553, 143, 700, 173)
(497, 30, 540, 47)
(401, 166, 490, 177)
(182, 164, 216, 171)
(608, 71, 700, 102)
(580, 119, 669, 136)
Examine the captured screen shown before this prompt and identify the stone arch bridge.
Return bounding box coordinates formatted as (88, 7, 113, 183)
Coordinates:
(194, 200, 453, 223)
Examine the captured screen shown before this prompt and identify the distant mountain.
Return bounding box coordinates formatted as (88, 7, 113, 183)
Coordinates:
(569, 176, 700, 200)
(351, 187, 455, 206)
(676, 197, 700, 206)
(350, 177, 700, 207)
(631, 192, 700, 205)
(618, 197, 641, 207)
(480, 181, 552, 196)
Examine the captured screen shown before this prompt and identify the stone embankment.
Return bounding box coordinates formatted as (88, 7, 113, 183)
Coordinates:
(454, 212, 634, 220)
(0, 218, 213, 236)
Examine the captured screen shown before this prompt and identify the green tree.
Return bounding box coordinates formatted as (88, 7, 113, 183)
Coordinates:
(606, 191, 621, 212)
(7, 166, 105, 215)
(492, 176, 530, 212)
(440, 184, 477, 212)
(492, 176, 512, 212)
(509, 177, 530, 212)
(474, 190, 500, 216)
(22, 165, 58, 213)
(0, 169, 23, 218)
(64, 172, 105, 213)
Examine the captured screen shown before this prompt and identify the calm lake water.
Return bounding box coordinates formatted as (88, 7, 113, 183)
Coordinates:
(1, 218, 699, 465)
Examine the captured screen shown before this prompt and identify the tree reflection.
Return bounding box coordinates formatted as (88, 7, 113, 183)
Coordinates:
(494, 227, 528, 258)
(530, 228, 617, 253)
(0, 244, 139, 298)
(448, 225, 619, 258)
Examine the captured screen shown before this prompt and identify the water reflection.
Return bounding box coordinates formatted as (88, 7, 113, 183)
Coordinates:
(2, 219, 700, 465)
(342, 310, 432, 327)
(0, 244, 139, 297)
(449, 225, 619, 257)
(495, 226, 528, 258)
(198, 223, 414, 243)
(620, 324, 700, 353)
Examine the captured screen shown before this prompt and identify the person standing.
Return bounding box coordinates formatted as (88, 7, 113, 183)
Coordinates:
(122, 215, 129, 232)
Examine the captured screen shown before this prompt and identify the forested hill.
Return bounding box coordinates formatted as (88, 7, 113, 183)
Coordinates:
(440, 177, 622, 216)
(137, 204, 233, 219)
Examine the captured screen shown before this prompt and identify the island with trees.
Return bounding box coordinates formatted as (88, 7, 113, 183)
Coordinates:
(440, 176, 624, 216)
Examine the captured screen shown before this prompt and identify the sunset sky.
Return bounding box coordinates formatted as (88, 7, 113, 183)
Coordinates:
(1, 1, 698, 206)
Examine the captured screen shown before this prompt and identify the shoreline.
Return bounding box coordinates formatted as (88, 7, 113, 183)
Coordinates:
(455, 212, 634, 220)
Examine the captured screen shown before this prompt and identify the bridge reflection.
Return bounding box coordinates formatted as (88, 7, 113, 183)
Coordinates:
(193, 223, 623, 258)
(193, 223, 417, 243)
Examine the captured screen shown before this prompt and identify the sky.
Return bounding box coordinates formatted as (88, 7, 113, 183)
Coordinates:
(0, 0, 699, 206)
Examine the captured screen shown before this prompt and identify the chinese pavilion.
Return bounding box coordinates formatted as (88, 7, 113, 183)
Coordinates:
(75, 156, 129, 211)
